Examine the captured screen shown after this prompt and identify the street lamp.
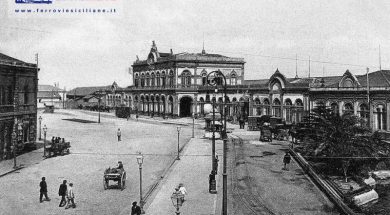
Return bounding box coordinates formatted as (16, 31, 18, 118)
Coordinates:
(170, 188, 184, 215)
(43, 125, 47, 158)
(206, 70, 228, 212)
(11, 131, 17, 169)
(136, 152, 145, 214)
(192, 112, 195, 138)
(176, 126, 181, 160)
(38, 116, 42, 140)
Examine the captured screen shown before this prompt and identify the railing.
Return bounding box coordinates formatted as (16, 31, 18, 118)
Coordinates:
(0, 105, 14, 113)
(310, 86, 390, 91)
(19, 104, 36, 112)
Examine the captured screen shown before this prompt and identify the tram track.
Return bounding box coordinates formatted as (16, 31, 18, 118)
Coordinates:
(230, 136, 276, 215)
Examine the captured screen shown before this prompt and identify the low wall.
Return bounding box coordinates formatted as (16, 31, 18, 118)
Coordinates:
(289, 148, 363, 215)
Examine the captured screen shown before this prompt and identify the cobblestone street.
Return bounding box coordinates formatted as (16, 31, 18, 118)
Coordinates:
(229, 130, 340, 215)
(0, 110, 200, 215)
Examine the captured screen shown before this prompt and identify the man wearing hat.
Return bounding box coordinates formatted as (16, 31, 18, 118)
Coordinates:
(131, 201, 141, 215)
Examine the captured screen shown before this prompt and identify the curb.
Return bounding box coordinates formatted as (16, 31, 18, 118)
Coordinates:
(0, 166, 24, 178)
(142, 136, 196, 207)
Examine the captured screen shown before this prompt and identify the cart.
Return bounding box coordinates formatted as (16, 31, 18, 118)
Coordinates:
(259, 126, 272, 142)
(103, 168, 126, 190)
(45, 141, 71, 158)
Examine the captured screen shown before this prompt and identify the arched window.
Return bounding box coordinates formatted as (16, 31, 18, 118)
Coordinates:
(135, 74, 139, 87)
(359, 103, 369, 126)
(161, 71, 166, 87)
(254, 98, 261, 115)
(263, 98, 270, 115)
(374, 104, 387, 130)
(141, 74, 145, 87)
(343, 78, 354, 87)
(273, 98, 281, 117)
(344, 103, 354, 115)
(156, 72, 161, 86)
(285, 99, 292, 123)
(169, 70, 174, 87)
(181, 70, 191, 87)
(330, 102, 338, 115)
(295, 99, 304, 122)
(230, 72, 237, 85)
(271, 82, 282, 93)
(146, 73, 150, 87)
(206, 94, 211, 103)
(201, 71, 207, 86)
(199, 97, 205, 115)
(151, 73, 155, 86)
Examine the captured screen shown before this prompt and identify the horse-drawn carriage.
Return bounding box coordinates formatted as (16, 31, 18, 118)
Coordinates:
(45, 138, 71, 158)
(259, 126, 272, 142)
(103, 167, 126, 190)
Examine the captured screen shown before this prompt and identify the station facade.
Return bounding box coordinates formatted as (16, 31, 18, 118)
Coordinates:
(113, 42, 390, 132)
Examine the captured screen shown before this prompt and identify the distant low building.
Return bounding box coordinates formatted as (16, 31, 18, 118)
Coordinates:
(37, 85, 66, 109)
(66, 83, 121, 109)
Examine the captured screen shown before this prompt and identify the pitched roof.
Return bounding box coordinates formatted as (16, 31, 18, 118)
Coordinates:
(356, 70, 390, 87)
(67, 86, 113, 96)
(0, 52, 37, 68)
(133, 52, 245, 65)
(37, 91, 61, 99)
(38, 85, 64, 92)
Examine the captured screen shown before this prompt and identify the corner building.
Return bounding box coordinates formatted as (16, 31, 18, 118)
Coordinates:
(129, 41, 246, 118)
(0, 53, 38, 160)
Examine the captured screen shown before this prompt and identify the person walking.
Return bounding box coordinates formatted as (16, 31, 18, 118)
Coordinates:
(131, 201, 141, 215)
(283, 152, 291, 170)
(117, 128, 121, 142)
(58, 180, 67, 207)
(239, 115, 245, 129)
(65, 183, 75, 209)
(178, 183, 188, 202)
(39, 177, 50, 203)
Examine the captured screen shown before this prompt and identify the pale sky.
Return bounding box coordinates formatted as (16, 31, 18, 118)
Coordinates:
(1, 0, 389, 90)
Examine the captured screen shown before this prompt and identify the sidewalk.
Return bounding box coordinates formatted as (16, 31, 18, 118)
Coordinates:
(78, 109, 204, 127)
(145, 136, 223, 215)
(0, 142, 45, 178)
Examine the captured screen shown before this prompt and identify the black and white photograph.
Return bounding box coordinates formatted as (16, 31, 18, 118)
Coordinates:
(0, 0, 390, 214)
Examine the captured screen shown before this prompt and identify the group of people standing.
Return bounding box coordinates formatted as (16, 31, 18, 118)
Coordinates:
(39, 177, 76, 209)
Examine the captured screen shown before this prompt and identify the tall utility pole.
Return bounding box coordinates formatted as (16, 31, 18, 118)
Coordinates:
(308, 56, 311, 78)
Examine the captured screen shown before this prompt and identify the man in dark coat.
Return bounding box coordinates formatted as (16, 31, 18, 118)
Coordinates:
(283, 152, 291, 170)
(131, 201, 141, 215)
(58, 180, 67, 207)
(39, 177, 50, 203)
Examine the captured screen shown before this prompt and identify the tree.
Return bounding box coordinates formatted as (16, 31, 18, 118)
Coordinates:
(302, 105, 390, 182)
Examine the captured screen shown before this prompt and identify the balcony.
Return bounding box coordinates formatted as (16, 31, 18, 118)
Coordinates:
(0, 105, 14, 113)
(19, 104, 36, 112)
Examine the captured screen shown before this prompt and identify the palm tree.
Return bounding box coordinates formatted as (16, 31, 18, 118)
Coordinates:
(302, 105, 390, 182)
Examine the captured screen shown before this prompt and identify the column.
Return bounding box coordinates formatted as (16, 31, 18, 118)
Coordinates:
(193, 94, 198, 115)
(353, 101, 358, 116)
(173, 95, 179, 117)
(248, 94, 253, 116)
(387, 102, 390, 131)
(339, 101, 344, 116)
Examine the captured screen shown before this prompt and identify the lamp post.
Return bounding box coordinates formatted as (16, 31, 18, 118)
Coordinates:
(43, 125, 47, 158)
(176, 126, 181, 160)
(212, 88, 217, 173)
(192, 112, 195, 138)
(170, 189, 184, 215)
(206, 70, 228, 212)
(38, 116, 42, 140)
(11, 131, 17, 169)
(136, 153, 145, 214)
